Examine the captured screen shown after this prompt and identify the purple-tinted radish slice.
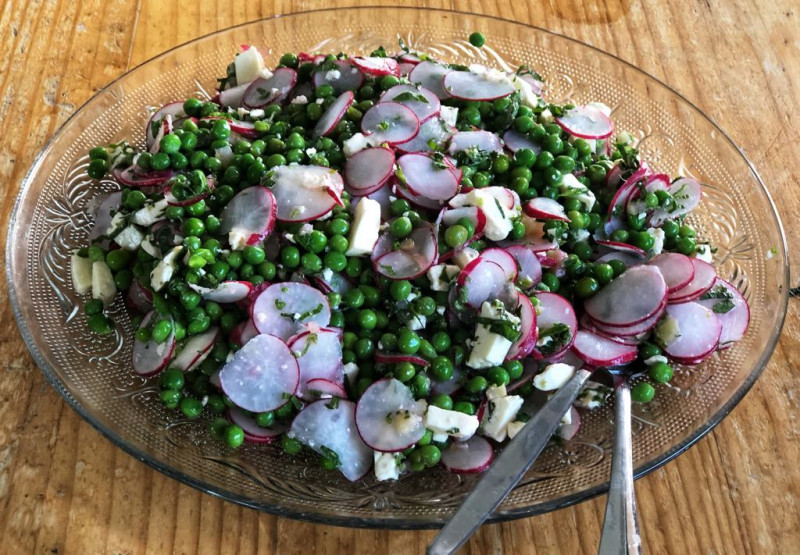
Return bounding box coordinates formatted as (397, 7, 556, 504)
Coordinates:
(660, 302, 722, 360)
(395, 116, 454, 154)
(667, 258, 716, 303)
(394, 179, 444, 210)
(589, 302, 665, 337)
(312, 270, 353, 296)
(555, 105, 614, 139)
(649, 177, 703, 227)
(505, 245, 542, 288)
(584, 266, 667, 326)
(146, 102, 185, 150)
(508, 292, 538, 359)
(374, 352, 429, 367)
(242, 68, 297, 108)
(645, 173, 670, 193)
(288, 329, 345, 400)
(578, 315, 642, 346)
(442, 206, 486, 235)
(572, 330, 638, 367)
(396, 153, 459, 201)
(218, 81, 251, 108)
(132, 312, 175, 377)
(88, 191, 123, 241)
(313, 91, 355, 138)
(443, 70, 514, 101)
(408, 61, 451, 99)
(605, 165, 648, 228)
(532, 292, 578, 358)
(313, 61, 365, 95)
(448, 131, 503, 156)
(125, 279, 153, 313)
(170, 327, 219, 372)
(502, 129, 542, 153)
(219, 334, 299, 413)
(344, 147, 395, 196)
(455, 259, 509, 310)
(227, 406, 285, 444)
(373, 224, 438, 280)
(523, 198, 570, 221)
(289, 399, 372, 481)
(441, 436, 495, 474)
(355, 379, 426, 452)
(595, 251, 644, 268)
(229, 119, 259, 139)
(397, 62, 415, 77)
(361, 102, 420, 144)
(113, 166, 173, 188)
(556, 407, 581, 440)
(189, 280, 254, 303)
(304, 379, 347, 400)
(270, 165, 344, 222)
(380, 84, 440, 122)
(251, 282, 330, 340)
(596, 240, 646, 257)
(399, 52, 424, 64)
(648, 253, 695, 293)
(230, 318, 259, 347)
(219, 186, 277, 248)
(351, 56, 399, 76)
(476, 248, 518, 282)
(696, 278, 750, 346)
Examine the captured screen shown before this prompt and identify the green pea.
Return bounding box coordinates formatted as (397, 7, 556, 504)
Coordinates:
(281, 435, 302, 454)
(160, 389, 182, 409)
(160, 368, 184, 390)
(397, 329, 421, 354)
(280, 246, 301, 268)
(573, 241, 593, 261)
(465, 376, 488, 394)
(610, 229, 630, 243)
(631, 382, 655, 403)
(151, 319, 173, 343)
(89, 146, 108, 160)
(594, 263, 614, 284)
(87, 159, 108, 179)
(159, 133, 181, 154)
(242, 245, 265, 265)
(343, 288, 365, 309)
(224, 424, 245, 448)
(180, 397, 203, 419)
(355, 338, 375, 360)
(83, 298, 104, 316)
(379, 75, 400, 90)
(468, 31, 486, 47)
(487, 366, 510, 386)
(444, 225, 468, 248)
(431, 331, 451, 353)
(151, 152, 170, 171)
(114, 269, 133, 291)
(345, 257, 362, 278)
(609, 259, 627, 277)
(183, 97, 203, 116)
(503, 360, 524, 380)
(648, 362, 674, 384)
(390, 280, 412, 302)
(430, 395, 453, 411)
(453, 401, 476, 415)
(639, 342, 662, 359)
(390, 216, 413, 238)
(358, 309, 378, 330)
(394, 362, 416, 382)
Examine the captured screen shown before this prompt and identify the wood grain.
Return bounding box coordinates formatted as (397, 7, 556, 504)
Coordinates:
(1, 0, 798, 553)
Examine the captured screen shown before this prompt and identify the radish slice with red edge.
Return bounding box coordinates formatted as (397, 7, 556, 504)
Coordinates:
(355, 379, 426, 452)
(606, 165, 623, 188)
(374, 352, 429, 367)
(125, 279, 153, 313)
(660, 302, 722, 361)
(304, 379, 347, 400)
(441, 436, 495, 474)
(170, 327, 219, 372)
(227, 406, 285, 444)
(507, 292, 538, 359)
(373, 224, 438, 280)
(532, 292, 578, 358)
(219, 333, 299, 413)
(555, 105, 614, 139)
(218, 81, 251, 108)
(313, 61, 364, 95)
(476, 248, 518, 282)
(578, 315, 642, 346)
(443, 70, 515, 101)
(289, 399, 372, 482)
(393, 179, 444, 210)
(442, 206, 486, 236)
(505, 245, 542, 288)
(397, 62, 415, 77)
(408, 61, 451, 99)
(219, 186, 277, 247)
(556, 407, 581, 440)
(395, 116, 454, 154)
(270, 165, 344, 222)
(455, 258, 510, 310)
(380, 84, 440, 122)
(667, 258, 716, 303)
(189, 280, 254, 303)
(146, 102, 185, 150)
(344, 147, 395, 196)
(288, 329, 345, 400)
(605, 166, 648, 222)
(648, 253, 695, 293)
(596, 240, 646, 257)
(523, 197, 570, 221)
(313, 91, 355, 138)
(228, 120, 259, 139)
(448, 131, 503, 156)
(584, 265, 667, 327)
(502, 129, 542, 153)
(589, 302, 664, 337)
(242, 68, 297, 108)
(132, 311, 175, 376)
(645, 173, 670, 193)
(361, 102, 420, 144)
(312, 271, 353, 296)
(595, 251, 644, 268)
(352, 56, 399, 76)
(113, 166, 173, 188)
(251, 282, 331, 340)
(696, 278, 750, 346)
(230, 318, 259, 347)
(396, 153, 459, 201)
(88, 192, 123, 241)
(649, 177, 703, 227)
(572, 330, 638, 366)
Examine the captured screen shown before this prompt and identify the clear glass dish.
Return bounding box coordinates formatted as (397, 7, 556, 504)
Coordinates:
(6, 7, 789, 528)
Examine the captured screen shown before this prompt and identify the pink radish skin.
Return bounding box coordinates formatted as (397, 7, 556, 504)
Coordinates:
(524, 198, 571, 221)
(373, 224, 438, 280)
(589, 302, 665, 337)
(229, 120, 259, 139)
(219, 186, 277, 247)
(572, 329, 638, 366)
(304, 379, 347, 400)
(605, 165, 623, 188)
(380, 84, 440, 123)
(605, 166, 648, 229)
(507, 292, 538, 359)
(584, 266, 667, 327)
(660, 302, 722, 360)
(361, 102, 420, 144)
(649, 253, 695, 293)
(313, 91, 355, 138)
(355, 379, 426, 452)
(394, 178, 447, 210)
(667, 258, 716, 303)
(578, 315, 642, 346)
(146, 102, 185, 150)
(441, 436, 495, 474)
(374, 352, 429, 367)
(505, 245, 543, 288)
(532, 292, 579, 359)
(556, 407, 581, 440)
(595, 251, 644, 269)
(696, 278, 750, 346)
(313, 61, 364, 95)
(396, 153, 460, 201)
(443, 70, 515, 101)
(230, 318, 259, 347)
(352, 56, 399, 76)
(219, 334, 299, 413)
(455, 258, 510, 310)
(132, 312, 175, 376)
(344, 147, 395, 196)
(113, 166, 173, 188)
(442, 206, 487, 236)
(218, 81, 251, 108)
(650, 177, 703, 227)
(251, 282, 331, 340)
(289, 400, 373, 482)
(448, 131, 503, 156)
(171, 327, 219, 372)
(395, 116, 454, 154)
(408, 61, 451, 99)
(242, 68, 297, 108)
(502, 129, 542, 153)
(270, 165, 344, 222)
(227, 406, 285, 444)
(596, 240, 646, 257)
(476, 248, 518, 282)
(555, 105, 614, 139)
(287, 329, 345, 400)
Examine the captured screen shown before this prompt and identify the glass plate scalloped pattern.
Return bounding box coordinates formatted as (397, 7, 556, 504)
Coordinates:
(6, 8, 789, 528)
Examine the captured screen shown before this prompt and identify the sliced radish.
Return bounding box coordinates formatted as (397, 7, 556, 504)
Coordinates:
(373, 224, 438, 280)
(361, 102, 420, 144)
(146, 102, 185, 150)
(313, 91, 354, 138)
(645, 173, 670, 193)
(397, 62, 416, 77)
(219, 186, 276, 247)
(374, 352, 429, 367)
(507, 292, 538, 359)
(170, 327, 219, 372)
(218, 81, 252, 108)
(395, 116, 454, 154)
(344, 147, 395, 196)
(649, 177, 703, 227)
(595, 251, 644, 269)
(442, 206, 486, 239)
(251, 282, 331, 340)
(441, 436, 495, 474)
(448, 131, 503, 156)
(505, 245, 542, 288)
(242, 68, 297, 108)
(696, 278, 750, 346)
(381, 84, 440, 123)
(443, 70, 514, 101)
(227, 406, 285, 444)
(606, 165, 624, 188)
(523, 197, 570, 221)
(288, 329, 345, 400)
(476, 248, 518, 282)
(132, 312, 175, 376)
(455, 259, 510, 310)
(113, 166, 173, 188)
(228, 120, 259, 139)
(660, 302, 722, 361)
(312, 271, 353, 296)
(394, 179, 444, 210)
(555, 105, 614, 139)
(219, 333, 299, 413)
(589, 302, 664, 337)
(189, 280, 253, 303)
(532, 292, 578, 358)
(270, 165, 344, 222)
(667, 258, 716, 303)
(606, 166, 648, 222)
(355, 379, 426, 452)
(648, 253, 695, 293)
(352, 56, 399, 76)
(584, 266, 667, 326)
(502, 129, 541, 153)
(304, 378, 347, 400)
(125, 279, 153, 313)
(363, 182, 393, 219)
(289, 399, 372, 481)
(396, 153, 459, 201)
(578, 315, 643, 346)
(572, 329, 638, 367)
(596, 240, 646, 258)
(230, 318, 259, 347)
(556, 407, 581, 440)
(313, 61, 365, 95)
(88, 191, 123, 241)
(408, 61, 451, 99)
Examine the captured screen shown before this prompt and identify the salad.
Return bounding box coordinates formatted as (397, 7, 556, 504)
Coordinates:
(71, 34, 750, 482)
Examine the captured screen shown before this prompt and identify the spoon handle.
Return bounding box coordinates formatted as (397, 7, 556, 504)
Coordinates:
(598, 379, 642, 555)
(427, 368, 594, 555)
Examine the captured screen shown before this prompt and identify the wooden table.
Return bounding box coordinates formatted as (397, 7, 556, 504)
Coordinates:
(1, 1, 798, 553)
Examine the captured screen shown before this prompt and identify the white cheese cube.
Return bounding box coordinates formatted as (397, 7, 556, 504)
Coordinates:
(91, 261, 117, 305)
(427, 264, 460, 291)
(485, 385, 507, 401)
(325, 69, 341, 81)
(150, 246, 183, 292)
(228, 229, 249, 251)
(346, 198, 381, 256)
(234, 46, 265, 84)
(440, 105, 459, 127)
(105, 211, 126, 236)
(374, 452, 402, 481)
(343, 362, 360, 387)
(405, 314, 426, 331)
(70, 253, 93, 294)
(425, 405, 479, 441)
(450, 189, 513, 241)
(533, 363, 576, 391)
(290, 95, 309, 105)
(560, 173, 596, 211)
(506, 420, 525, 440)
(539, 108, 554, 124)
(132, 199, 168, 227)
(342, 133, 379, 157)
(467, 301, 520, 370)
(480, 395, 524, 442)
(432, 432, 449, 443)
(560, 407, 573, 426)
(114, 225, 144, 251)
(644, 355, 669, 366)
(647, 227, 665, 255)
(140, 237, 161, 259)
(453, 247, 479, 269)
(512, 74, 540, 109)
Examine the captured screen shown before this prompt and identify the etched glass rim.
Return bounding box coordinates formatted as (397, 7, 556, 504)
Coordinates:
(6, 6, 790, 528)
